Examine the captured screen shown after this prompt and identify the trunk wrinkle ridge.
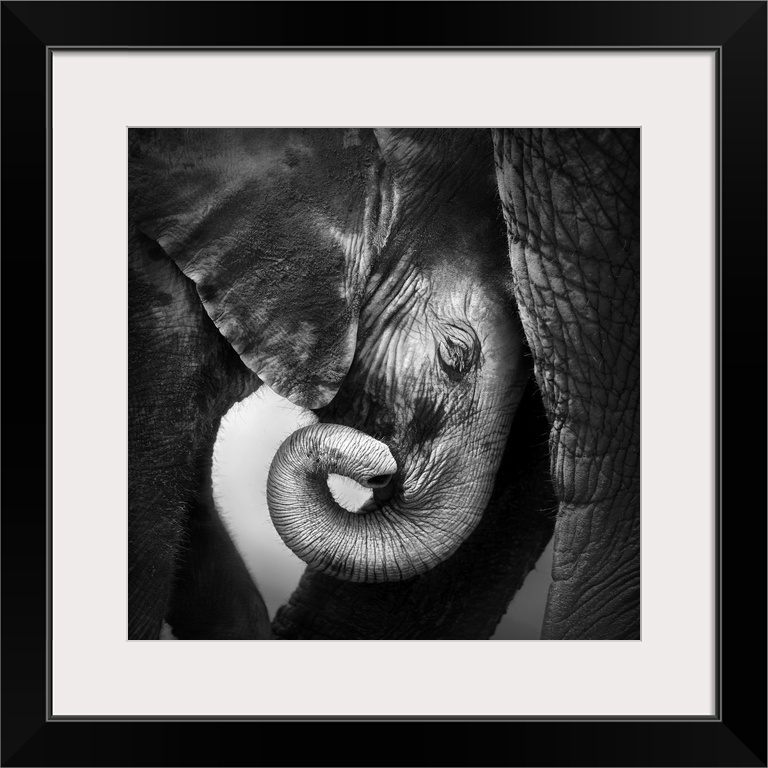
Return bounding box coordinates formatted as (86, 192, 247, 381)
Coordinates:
(267, 423, 483, 583)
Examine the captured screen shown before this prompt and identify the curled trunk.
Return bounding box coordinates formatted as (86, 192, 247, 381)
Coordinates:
(267, 423, 493, 582)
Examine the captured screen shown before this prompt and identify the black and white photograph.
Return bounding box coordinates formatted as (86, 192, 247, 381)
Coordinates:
(128, 127, 640, 641)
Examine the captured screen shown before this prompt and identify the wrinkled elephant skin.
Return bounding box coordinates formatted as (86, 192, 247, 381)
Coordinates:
(129, 129, 550, 640)
(493, 129, 640, 639)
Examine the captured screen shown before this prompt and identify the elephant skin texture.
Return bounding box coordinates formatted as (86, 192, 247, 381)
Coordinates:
(493, 129, 640, 639)
(128, 128, 639, 641)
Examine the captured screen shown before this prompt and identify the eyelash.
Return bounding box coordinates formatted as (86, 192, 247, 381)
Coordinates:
(436, 326, 480, 381)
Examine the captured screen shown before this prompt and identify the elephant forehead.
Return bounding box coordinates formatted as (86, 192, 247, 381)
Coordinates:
(358, 261, 514, 349)
(425, 262, 515, 328)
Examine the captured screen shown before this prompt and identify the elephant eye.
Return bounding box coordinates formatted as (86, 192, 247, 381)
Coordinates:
(436, 325, 480, 381)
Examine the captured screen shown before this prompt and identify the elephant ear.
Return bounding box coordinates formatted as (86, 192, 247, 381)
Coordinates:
(129, 128, 376, 409)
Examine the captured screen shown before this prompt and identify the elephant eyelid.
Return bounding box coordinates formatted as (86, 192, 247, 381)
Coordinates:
(436, 325, 480, 381)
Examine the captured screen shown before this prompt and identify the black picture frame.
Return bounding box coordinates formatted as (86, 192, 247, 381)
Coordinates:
(3, 2, 765, 766)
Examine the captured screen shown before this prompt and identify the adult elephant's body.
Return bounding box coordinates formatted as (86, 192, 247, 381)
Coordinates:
(129, 128, 542, 640)
(129, 225, 268, 639)
(494, 129, 640, 639)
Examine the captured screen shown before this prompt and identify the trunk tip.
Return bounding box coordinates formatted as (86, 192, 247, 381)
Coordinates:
(365, 473, 394, 489)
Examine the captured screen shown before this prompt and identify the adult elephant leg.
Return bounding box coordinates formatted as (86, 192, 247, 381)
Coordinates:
(165, 447, 273, 640)
(272, 378, 556, 640)
(129, 228, 269, 639)
(493, 128, 640, 640)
